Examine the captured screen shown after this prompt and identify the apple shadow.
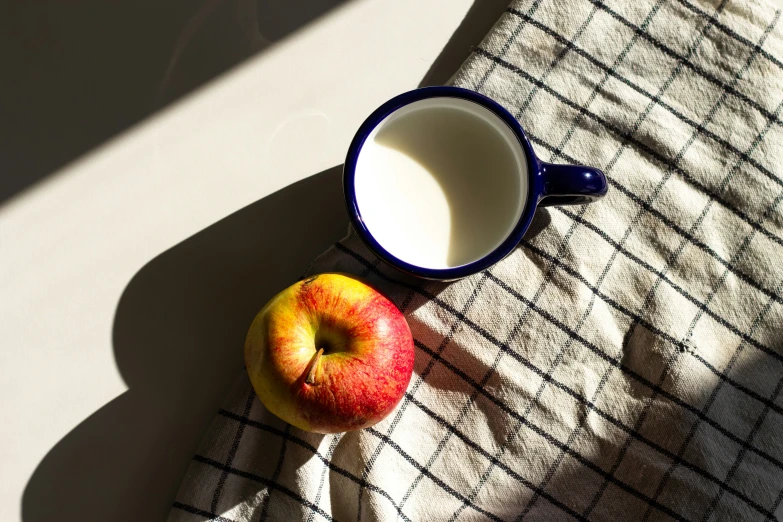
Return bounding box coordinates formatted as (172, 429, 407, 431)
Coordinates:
(21, 166, 349, 522)
(398, 210, 552, 443)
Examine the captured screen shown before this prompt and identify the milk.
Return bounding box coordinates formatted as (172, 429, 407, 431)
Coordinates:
(354, 98, 528, 269)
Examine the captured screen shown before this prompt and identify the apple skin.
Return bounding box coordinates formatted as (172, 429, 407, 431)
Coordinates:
(244, 273, 414, 433)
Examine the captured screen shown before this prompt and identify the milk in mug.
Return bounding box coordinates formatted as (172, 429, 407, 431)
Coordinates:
(354, 98, 528, 269)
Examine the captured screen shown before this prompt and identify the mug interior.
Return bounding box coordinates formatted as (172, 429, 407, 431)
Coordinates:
(353, 97, 529, 270)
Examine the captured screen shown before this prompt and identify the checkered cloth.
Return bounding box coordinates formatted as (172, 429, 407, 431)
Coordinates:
(169, 0, 783, 520)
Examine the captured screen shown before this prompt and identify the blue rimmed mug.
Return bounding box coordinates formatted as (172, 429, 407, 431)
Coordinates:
(343, 86, 607, 281)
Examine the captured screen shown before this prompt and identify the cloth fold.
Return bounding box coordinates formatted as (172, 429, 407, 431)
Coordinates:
(170, 0, 783, 519)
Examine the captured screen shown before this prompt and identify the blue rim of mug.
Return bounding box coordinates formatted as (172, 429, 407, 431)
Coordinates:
(343, 86, 543, 281)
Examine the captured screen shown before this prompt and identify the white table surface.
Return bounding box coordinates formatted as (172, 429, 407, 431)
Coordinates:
(0, 1, 510, 520)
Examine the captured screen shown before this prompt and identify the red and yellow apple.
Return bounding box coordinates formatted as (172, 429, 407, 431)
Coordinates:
(244, 273, 414, 433)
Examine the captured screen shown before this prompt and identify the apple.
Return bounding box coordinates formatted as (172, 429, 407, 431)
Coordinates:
(244, 273, 415, 433)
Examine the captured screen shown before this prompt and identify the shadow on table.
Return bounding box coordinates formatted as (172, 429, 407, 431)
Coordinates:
(22, 166, 349, 522)
(0, 0, 350, 205)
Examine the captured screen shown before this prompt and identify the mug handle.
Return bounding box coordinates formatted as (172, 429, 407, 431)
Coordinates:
(539, 162, 608, 206)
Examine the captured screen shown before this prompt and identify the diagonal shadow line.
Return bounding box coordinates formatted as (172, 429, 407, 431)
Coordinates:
(419, 0, 512, 87)
(0, 0, 351, 205)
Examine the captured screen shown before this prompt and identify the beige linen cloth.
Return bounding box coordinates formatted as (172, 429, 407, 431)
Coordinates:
(169, 0, 783, 520)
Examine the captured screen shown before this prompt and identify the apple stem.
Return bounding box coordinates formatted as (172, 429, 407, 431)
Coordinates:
(305, 347, 324, 385)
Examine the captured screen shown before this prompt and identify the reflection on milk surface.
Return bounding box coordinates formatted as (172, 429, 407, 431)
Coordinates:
(354, 98, 528, 269)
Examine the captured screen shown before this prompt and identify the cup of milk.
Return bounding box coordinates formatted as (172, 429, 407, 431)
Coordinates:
(343, 86, 607, 281)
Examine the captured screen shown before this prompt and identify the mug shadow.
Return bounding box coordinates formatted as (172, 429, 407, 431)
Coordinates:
(22, 166, 349, 522)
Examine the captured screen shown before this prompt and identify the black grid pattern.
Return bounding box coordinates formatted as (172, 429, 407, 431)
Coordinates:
(169, 0, 783, 519)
